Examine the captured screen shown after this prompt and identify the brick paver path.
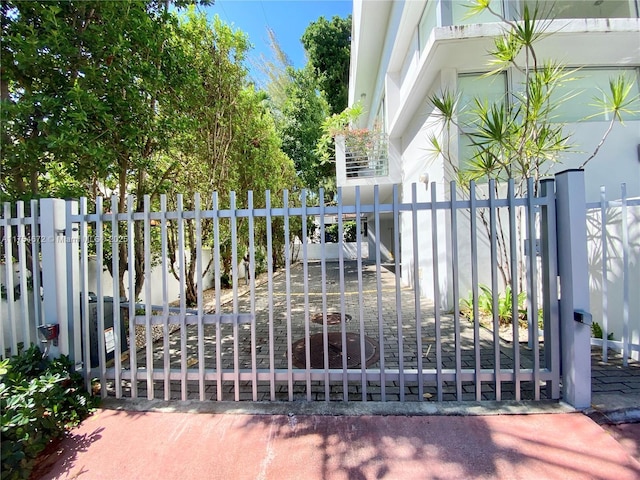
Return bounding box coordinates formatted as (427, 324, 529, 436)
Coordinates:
(106, 260, 638, 402)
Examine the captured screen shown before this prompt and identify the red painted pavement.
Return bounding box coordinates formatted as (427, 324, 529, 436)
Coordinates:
(36, 409, 640, 480)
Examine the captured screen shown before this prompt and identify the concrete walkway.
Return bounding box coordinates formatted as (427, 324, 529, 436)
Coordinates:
(35, 403, 640, 480)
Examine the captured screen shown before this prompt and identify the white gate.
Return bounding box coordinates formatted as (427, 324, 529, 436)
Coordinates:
(1, 171, 598, 406)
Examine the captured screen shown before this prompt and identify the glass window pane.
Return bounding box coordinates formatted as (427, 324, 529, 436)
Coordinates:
(419, 1, 438, 52)
(453, 0, 503, 25)
(521, 0, 636, 20)
(552, 69, 640, 122)
(457, 73, 507, 126)
(456, 73, 507, 176)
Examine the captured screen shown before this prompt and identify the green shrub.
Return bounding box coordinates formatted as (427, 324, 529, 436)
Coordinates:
(460, 285, 533, 326)
(343, 221, 357, 242)
(591, 322, 615, 340)
(1, 345, 98, 480)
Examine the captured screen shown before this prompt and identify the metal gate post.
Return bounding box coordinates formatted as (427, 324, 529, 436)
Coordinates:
(555, 170, 591, 409)
(540, 178, 560, 399)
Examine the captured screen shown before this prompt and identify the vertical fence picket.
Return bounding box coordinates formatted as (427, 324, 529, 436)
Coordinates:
(265, 191, 275, 400)
(0, 208, 5, 358)
(160, 195, 170, 401)
(599, 187, 609, 362)
(16, 202, 30, 348)
(248, 191, 258, 401)
(212, 192, 223, 401)
(393, 184, 404, 401)
(177, 195, 187, 401)
(621, 184, 629, 367)
(283, 190, 293, 401)
(355, 187, 367, 401)
(431, 183, 443, 401)
(95, 197, 107, 398)
(450, 183, 462, 400)
(30, 200, 42, 329)
(110, 196, 122, 398)
(319, 188, 330, 401)
(143, 196, 153, 399)
(507, 181, 521, 400)
(469, 182, 481, 400)
(374, 185, 386, 401)
(526, 179, 540, 400)
(126, 196, 137, 398)
(79, 198, 91, 391)
(337, 189, 348, 400)
(3, 203, 17, 356)
(195, 194, 205, 401)
(230, 192, 240, 401)
(411, 183, 424, 400)
(488, 180, 501, 401)
(302, 189, 312, 401)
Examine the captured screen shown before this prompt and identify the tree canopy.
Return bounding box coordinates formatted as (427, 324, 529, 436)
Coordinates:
(0, 1, 300, 301)
(301, 14, 351, 116)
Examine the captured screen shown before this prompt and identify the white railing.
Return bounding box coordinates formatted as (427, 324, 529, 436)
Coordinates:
(586, 184, 640, 364)
(335, 133, 391, 185)
(344, 132, 389, 178)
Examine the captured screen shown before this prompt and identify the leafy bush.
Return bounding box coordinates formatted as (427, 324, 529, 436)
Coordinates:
(324, 224, 339, 243)
(1, 345, 98, 480)
(460, 285, 533, 326)
(591, 322, 615, 341)
(343, 221, 357, 242)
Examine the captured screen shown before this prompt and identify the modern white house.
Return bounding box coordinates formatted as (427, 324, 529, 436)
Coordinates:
(336, 0, 640, 348)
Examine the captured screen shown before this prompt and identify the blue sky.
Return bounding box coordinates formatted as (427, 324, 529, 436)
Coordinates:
(204, 0, 352, 83)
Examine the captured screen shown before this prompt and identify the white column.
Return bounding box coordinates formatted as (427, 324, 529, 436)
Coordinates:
(555, 169, 591, 409)
(65, 200, 81, 365)
(39, 199, 69, 358)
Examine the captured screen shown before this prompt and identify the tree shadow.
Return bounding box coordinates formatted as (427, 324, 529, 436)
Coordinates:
(229, 410, 640, 480)
(31, 424, 104, 480)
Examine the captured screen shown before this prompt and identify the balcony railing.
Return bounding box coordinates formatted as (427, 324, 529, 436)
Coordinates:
(342, 132, 389, 179)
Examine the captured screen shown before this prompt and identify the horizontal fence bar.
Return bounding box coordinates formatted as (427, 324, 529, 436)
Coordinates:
(68, 193, 554, 224)
(100, 368, 557, 384)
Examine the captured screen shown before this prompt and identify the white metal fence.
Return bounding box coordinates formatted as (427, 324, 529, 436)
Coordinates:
(0, 171, 601, 407)
(587, 184, 640, 364)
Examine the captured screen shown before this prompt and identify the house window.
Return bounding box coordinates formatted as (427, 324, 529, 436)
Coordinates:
(418, 1, 438, 52)
(549, 68, 640, 123)
(520, 0, 638, 20)
(452, 0, 503, 25)
(456, 73, 508, 174)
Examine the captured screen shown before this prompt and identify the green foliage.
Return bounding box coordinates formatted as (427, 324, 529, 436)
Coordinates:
(322, 221, 357, 243)
(343, 221, 357, 243)
(429, 1, 639, 185)
(1, 345, 98, 480)
(591, 322, 615, 341)
(324, 224, 339, 243)
(428, 1, 639, 293)
(301, 14, 352, 115)
(0, 0, 193, 201)
(276, 67, 331, 190)
(460, 285, 529, 326)
(316, 103, 364, 166)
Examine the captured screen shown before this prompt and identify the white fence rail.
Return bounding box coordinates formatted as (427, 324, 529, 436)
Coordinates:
(2, 172, 604, 408)
(1, 180, 564, 404)
(587, 185, 640, 364)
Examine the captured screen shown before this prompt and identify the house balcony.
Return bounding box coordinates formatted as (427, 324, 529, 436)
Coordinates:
(335, 133, 401, 204)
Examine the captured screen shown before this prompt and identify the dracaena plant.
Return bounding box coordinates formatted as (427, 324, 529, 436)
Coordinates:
(427, 0, 639, 291)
